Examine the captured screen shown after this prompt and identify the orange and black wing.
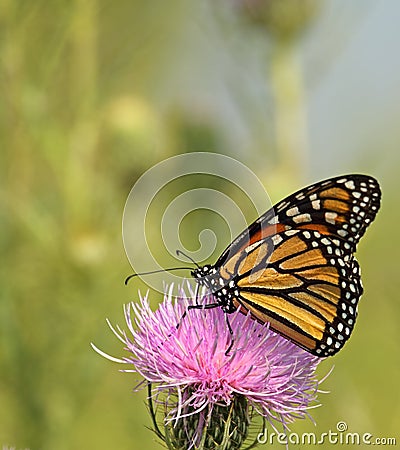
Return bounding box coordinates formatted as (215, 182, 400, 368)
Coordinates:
(231, 229, 362, 356)
(216, 174, 380, 269)
(214, 174, 381, 356)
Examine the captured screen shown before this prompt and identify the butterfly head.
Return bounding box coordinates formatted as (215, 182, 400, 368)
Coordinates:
(191, 265, 213, 286)
(192, 265, 237, 314)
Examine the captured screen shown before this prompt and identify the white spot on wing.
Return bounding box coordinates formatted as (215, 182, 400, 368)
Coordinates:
(293, 213, 312, 224)
(345, 180, 356, 190)
(272, 235, 283, 246)
(286, 206, 300, 217)
(325, 211, 338, 224)
(312, 200, 321, 210)
(245, 240, 263, 253)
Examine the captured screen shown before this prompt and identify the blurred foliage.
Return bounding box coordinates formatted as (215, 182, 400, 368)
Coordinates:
(237, 0, 321, 41)
(0, 1, 399, 449)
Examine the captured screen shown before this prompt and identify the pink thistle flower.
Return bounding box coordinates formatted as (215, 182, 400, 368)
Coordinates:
(92, 285, 326, 449)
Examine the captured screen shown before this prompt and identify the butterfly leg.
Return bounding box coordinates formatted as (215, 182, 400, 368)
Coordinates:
(225, 314, 234, 356)
(175, 302, 220, 330)
(194, 282, 200, 306)
(175, 302, 235, 356)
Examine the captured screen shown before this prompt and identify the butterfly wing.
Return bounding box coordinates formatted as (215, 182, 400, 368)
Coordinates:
(216, 174, 380, 270)
(231, 229, 362, 356)
(212, 174, 381, 356)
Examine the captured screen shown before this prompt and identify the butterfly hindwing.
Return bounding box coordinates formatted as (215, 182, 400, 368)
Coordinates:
(232, 229, 362, 356)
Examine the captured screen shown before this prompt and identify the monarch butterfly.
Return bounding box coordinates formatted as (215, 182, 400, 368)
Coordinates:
(191, 174, 381, 357)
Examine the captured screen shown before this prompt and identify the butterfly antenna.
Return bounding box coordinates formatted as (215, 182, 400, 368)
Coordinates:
(176, 249, 201, 269)
(124, 266, 192, 285)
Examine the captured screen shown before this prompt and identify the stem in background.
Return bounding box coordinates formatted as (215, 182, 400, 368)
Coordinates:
(270, 39, 309, 183)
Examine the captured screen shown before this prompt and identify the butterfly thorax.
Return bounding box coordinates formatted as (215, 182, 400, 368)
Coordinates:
(192, 265, 238, 313)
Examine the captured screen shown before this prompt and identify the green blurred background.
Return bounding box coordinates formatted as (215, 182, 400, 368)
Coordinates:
(1, 1, 399, 449)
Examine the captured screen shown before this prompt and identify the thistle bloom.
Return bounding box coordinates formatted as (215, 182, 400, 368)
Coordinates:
(93, 285, 325, 449)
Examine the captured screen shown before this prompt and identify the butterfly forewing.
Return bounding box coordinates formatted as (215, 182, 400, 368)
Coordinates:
(216, 175, 380, 269)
